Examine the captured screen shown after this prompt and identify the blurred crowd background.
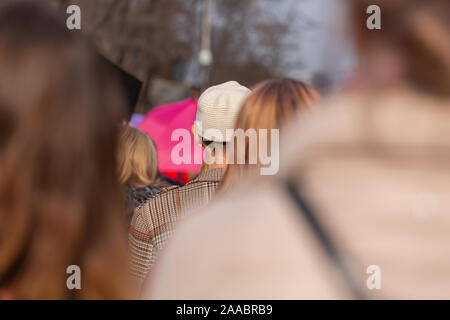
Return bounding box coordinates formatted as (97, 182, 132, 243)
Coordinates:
(47, 0, 357, 110)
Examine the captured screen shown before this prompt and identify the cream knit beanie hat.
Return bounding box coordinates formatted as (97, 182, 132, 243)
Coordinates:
(195, 81, 251, 143)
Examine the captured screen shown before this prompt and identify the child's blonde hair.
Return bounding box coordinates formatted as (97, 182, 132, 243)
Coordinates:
(118, 126, 158, 187)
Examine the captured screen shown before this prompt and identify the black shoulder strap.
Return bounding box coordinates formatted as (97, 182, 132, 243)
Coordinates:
(284, 179, 367, 300)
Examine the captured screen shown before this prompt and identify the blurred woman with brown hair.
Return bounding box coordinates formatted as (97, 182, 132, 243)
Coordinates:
(221, 78, 319, 188)
(352, 0, 450, 96)
(0, 1, 134, 299)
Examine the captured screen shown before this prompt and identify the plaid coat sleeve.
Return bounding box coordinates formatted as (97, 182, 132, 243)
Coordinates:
(128, 205, 154, 281)
(128, 169, 225, 282)
(128, 188, 179, 281)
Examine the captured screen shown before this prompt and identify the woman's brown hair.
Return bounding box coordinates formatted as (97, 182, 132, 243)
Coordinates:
(0, 1, 133, 299)
(352, 0, 450, 96)
(221, 78, 319, 188)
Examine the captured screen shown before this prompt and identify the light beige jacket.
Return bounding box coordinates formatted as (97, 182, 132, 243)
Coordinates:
(144, 88, 450, 299)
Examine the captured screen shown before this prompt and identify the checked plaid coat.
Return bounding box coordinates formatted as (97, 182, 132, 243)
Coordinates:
(128, 168, 226, 282)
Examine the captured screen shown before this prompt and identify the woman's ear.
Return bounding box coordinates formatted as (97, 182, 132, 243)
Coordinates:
(191, 124, 203, 148)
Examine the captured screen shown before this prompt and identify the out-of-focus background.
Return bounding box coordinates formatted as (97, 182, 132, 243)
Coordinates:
(45, 0, 358, 183)
(48, 0, 357, 114)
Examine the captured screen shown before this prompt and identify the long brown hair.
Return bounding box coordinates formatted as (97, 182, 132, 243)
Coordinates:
(221, 79, 319, 188)
(352, 0, 450, 96)
(0, 1, 133, 299)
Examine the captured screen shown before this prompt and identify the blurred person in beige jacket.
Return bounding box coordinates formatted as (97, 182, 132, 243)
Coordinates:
(142, 0, 450, 299)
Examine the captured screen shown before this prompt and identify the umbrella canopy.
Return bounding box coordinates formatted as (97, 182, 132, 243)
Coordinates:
(138, 99, 203, 178)
(98, 54, 143, 119)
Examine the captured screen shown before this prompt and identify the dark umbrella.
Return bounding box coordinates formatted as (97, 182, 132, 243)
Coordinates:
(99, 54, 143, 119)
